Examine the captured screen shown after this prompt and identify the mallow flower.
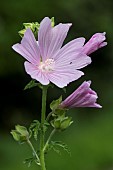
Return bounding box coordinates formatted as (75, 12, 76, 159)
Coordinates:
(60, 81, 102, 108)
(83, 32, 107, 55)
(12, 17, 91, 88)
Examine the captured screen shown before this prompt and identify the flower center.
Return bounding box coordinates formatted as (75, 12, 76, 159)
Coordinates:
(38, 59, 55, 72)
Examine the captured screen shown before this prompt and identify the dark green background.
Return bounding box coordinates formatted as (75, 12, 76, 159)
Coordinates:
(0, 0, 113, 170)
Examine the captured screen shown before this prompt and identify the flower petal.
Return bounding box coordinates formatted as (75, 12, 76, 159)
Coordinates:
(53, 37, 85, 60)
(24, 61, 49, 85)
(47, 23, 72, 58)
(55, 52, 91, 70)
(48, 70, 84, 88)
(12, 28, 40, 65)
(38, 17, 72, 60)
(38, 17, 52, 61)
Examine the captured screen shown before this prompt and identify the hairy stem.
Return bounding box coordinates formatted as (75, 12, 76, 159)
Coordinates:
(40, 85, 48, 170)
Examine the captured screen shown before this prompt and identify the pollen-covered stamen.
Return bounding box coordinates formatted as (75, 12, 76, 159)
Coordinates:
(38, 59, 55, 72)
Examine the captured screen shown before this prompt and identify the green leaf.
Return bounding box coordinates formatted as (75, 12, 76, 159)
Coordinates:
(23, 157, 34, 167)
(47, 141, 71, 155)
(50, 96, 62, 111)
(24, 80, 42, 90)
(52, 141, 71, 155)
(43, 121, 50, 133)
(29, 120, 40, 140)
(23, 154, 40, 167)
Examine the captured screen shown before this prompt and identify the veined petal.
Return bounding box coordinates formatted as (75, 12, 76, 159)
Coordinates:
(38, 17, 52, 61)
(12, 28, 40, 65)
(53, 37, 85, 60)
(24, 61, 49, 85)
(38, 17, 72, 60)
(55, 52, 91, 70)
(48, 70, 84, 88)
(47, 23, 72, 58)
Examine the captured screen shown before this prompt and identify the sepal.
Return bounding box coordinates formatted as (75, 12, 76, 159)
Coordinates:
(50, 96, 62, 111)
(24, 80, 42, 90)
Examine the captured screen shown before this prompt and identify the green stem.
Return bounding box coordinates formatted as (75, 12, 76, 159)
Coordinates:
(40, 85, 48, 170)
(27, 139, 40, 165)
(43, 129, 56, 152)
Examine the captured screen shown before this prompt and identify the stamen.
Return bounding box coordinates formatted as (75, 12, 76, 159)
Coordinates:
(38, 59, 55, 72)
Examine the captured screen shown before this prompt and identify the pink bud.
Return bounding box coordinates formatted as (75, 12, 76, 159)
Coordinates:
(60, 81, 102, 109)
(82, 32, 107, 55)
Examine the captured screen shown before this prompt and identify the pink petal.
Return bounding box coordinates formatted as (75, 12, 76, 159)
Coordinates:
(53, 37, 85, 60)
(12, 28, 40, 65)
(55, 52, 91, 70)
(24, 61, 50, 85)
(48, 70, 84, 88)
(38, 17, 72, 61)
(47, 23, 72, 58)
(38, 17, 52, 61)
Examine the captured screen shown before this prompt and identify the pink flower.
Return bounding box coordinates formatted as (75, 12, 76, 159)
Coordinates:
(12, 17, 91, 88)
(82, 32, 107, 55)
(60, 81, 102, 108)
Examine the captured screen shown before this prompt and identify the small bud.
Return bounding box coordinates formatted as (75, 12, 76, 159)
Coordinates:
(11, 125, 29, 143)
(60, 117, 73, 130)
(11, 130, 21, 141)
(51, 116, 73, 131)
(15, 125, 29, 137)
(83, 32, 107, 55)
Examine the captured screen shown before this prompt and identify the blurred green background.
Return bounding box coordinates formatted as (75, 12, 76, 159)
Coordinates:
(0, 0, 113, 169)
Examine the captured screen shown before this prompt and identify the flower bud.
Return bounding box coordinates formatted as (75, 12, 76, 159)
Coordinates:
(11, 125, 29, 143)
(83, 32, 107, 55)
(51, 117, 73, 131)
(60, 81, 102, 109)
